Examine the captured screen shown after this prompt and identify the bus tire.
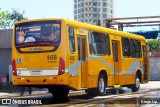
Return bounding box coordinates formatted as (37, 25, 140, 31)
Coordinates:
(131, 74, 140, 92)
(49, 86, 69, 98)
(98, 74, 106, 96)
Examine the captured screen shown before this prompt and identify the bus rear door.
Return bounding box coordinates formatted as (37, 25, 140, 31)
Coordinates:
(112, 40, 122, 85)
(77, 36, 87, 88)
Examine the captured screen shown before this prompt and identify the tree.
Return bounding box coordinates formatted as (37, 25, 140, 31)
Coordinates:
(9, 9, 27, 27)
(0, 8, 27, 29)
(0, 9, 11, 29)
(147, 39, 160, 51)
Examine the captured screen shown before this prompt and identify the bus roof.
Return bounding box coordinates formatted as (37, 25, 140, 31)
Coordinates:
(64, 19, 146, 41)
(15, 18, 146, 41)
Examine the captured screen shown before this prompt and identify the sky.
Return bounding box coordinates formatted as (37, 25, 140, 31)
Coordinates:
(114, 0, 160, 17)
(0, 0, 160, 20)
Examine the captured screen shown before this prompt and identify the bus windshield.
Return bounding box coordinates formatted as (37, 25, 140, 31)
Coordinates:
(15, 20, 61, 49)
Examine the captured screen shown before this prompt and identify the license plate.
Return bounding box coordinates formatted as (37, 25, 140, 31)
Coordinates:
(30, 70, 42, 75)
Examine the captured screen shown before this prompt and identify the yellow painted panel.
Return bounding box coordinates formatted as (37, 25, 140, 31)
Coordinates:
(56, 73, 69, 85)
(13, 76, 57, 85)
(107, 74, 114, 86)
(87, 75, 98, 88)
(69, 76, 78, 89)
(125, 74, 135, 85)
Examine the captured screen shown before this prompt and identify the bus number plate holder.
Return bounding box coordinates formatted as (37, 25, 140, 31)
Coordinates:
(30, 70, 42, 75)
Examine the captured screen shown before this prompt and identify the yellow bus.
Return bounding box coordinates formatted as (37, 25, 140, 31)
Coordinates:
(12, 18, 149, 97)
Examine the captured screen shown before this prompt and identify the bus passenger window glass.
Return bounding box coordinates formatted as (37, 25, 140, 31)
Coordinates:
(88, 31, 93, 54)
(143, 46, 147, 62)
(68, 27, 75, 52)
(122, 37, 130, 57)
(82, 38, 86, 61)
(106, 34, 111, 55)
(130, 39, 141, 58)
(77, 37, 80, 60)
(112, 42, 118, 62)
(138, 41, 142, 57)
(89, 31, 107, 55)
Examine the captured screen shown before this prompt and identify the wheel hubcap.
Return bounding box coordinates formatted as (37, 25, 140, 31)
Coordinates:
(99, 78, 104, 93)
(136, 77, 140, 88)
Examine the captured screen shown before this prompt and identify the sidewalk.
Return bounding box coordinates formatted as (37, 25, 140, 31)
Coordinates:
(0, 81, 160, 99)
(141, 81, 160, 89)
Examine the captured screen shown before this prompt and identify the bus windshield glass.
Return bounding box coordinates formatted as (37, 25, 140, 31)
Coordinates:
(15, 20, 61, 49)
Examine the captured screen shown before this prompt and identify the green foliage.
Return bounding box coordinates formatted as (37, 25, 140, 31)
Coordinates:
(147, 39, 160, 51)
(0, 8, 27, 29)
(0, 9, 11, 29)
(10, 9, 27, 27)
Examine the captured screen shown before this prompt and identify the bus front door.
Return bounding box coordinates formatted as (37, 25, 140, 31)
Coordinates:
(77, 36, 87, 88)
(112, 40, 122, 85)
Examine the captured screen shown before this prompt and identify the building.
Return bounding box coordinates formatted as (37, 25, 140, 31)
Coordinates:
(0, 29, 12, 82)
(74, 0, 114, 26)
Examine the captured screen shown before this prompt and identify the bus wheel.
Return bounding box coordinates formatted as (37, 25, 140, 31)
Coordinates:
(49, 86, 69, 98)
(131, 74, 140, 92)
(98, 74, 106, 96)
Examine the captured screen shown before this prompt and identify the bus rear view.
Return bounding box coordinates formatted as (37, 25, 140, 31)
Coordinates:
(12, 19, 70, 97)
(12, 18, 150, 98)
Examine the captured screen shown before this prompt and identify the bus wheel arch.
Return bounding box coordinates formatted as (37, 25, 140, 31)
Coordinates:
(136, 70, 142, 83)
(131, 70, 141, 92)
(98, 70, 108, 95)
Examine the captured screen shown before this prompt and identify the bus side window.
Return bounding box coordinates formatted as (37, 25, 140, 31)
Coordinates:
(106, 34, 111, 55)
(88, 31, 107, 55)
(122, 37, 130, 57)
(130, 39, 141, 58)
(88, 31, 94, 54)
(68, 27, 75, 53)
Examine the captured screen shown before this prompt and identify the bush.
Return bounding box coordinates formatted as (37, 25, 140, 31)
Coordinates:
(147, 39, 160, 52)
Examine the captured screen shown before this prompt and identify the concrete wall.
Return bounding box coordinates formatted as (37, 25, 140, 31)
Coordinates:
(0, 29, 12, 82)
(0, 29, 12, 48)
(0, 48, 11, 82)
(149, 56, 160, 81)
